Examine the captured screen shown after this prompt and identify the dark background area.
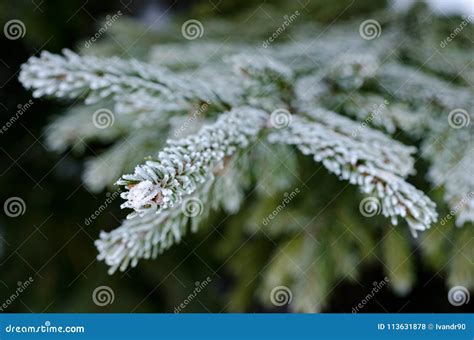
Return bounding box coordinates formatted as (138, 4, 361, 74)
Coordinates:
(0, 0, 471, 313)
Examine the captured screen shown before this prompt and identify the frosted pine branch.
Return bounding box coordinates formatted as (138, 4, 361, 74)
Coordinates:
(96, 156, 249, 274)
(376, 63, 473, 111)
(118, 107, 268, 217)
(148, 41, 242, 70)
(326, 93, 427, 135)
(303, 108, 416, 177)
(44, 103, 131, 152)
(423, 126, 474, 226)
(229, 54, 293, 110)
(268, 112, 437, 235)
(19, 49, 227, 109)
(82, 130, 165, 192)
(95, 189, 208, 274)
(324, 54, 378, 91)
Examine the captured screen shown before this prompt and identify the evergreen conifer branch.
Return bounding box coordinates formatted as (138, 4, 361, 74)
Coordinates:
(376, 63, 473, 111)
(17, 8, 473, 294)
(268, 112, 437, 236)
(44, 103, 131, 152)
(19, 49, 228, 110)
(96, 190, 208, 274)
(423, 126, 474, 226)
(96, 155, 250, 274)
(118, 107, 268, 217)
